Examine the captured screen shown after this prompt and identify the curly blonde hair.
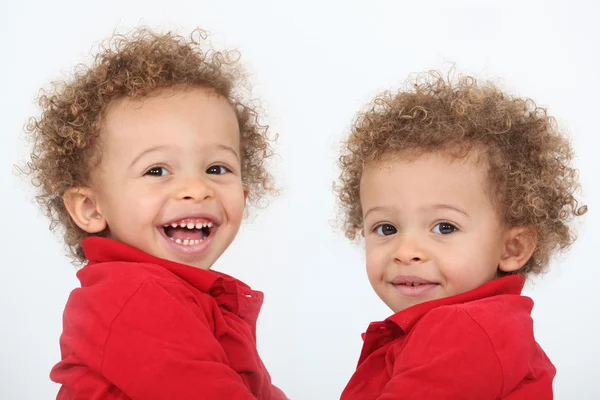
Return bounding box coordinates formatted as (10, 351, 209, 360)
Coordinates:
(25, 27, 276, 263)
(336, 71, 586, 275)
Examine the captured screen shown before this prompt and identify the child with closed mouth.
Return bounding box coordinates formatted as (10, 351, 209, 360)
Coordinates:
(336, 71, 586, 399)
(24, 27, 287, 400)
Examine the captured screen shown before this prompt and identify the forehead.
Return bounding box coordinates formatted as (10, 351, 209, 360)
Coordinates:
(360, 151, 492, 206)
(100, 87, 240, 153)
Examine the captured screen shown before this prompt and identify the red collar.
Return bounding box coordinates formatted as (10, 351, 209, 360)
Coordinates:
(387, 274, 525, 333)
(82, 236, 244, 293)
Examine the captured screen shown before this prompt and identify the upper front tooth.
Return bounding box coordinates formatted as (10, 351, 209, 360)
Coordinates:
(195, 223, 203, 229)
(171, 223, 178, 228)
(186, 223, 195, 229)
(207, 222, 214, 228)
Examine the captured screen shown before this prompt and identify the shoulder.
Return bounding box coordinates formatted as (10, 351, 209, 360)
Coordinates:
(67, 261, 214, 325)
(454, 294, 535, 343)
(411, 303, 494, 341)
(410, 295, 536, 355)
(390, 305, 504, 396)
(401, 301, 516, 367)
(412, 295, 542, 389)
(78, 260, 182, 286)
(416, 294, 534, 334)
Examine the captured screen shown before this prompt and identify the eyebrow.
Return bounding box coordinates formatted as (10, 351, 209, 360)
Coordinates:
(427, 204, 471, 218)
(363, 206, 392, 220)
(214, 143, 240, 161)
(128, 143, 240, 169)
(363, 204, 470, 220)
(129, 145, 169, 169)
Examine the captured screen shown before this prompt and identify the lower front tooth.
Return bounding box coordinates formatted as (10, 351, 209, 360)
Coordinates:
(175, 238, 182, 244)
(183, 239, 190, 245)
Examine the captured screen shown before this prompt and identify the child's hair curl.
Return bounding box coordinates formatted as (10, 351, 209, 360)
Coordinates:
(336, 71, 586, 275)
(24, 27, 275, 263)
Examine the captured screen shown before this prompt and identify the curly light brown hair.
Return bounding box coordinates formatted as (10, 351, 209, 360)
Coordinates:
(337, 71, 586, 275)
(25, 27, 276, 263)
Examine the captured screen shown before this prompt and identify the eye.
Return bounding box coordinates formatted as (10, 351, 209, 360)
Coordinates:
(374, 223, 397, 236)
(206, 165, 231, 175)
(432, 222, 457, 235)
(144, 166, 170, 177)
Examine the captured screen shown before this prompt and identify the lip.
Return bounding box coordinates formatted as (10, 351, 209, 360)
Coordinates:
(389, 275, 439, 297)
(390, 275, 436, 285)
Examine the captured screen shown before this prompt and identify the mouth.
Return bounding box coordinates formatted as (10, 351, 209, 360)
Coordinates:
(390, 275, 436, 286)
(395, 282, 428, 287)
(161, 218, 216, 246)
(390, 275, 439, 296)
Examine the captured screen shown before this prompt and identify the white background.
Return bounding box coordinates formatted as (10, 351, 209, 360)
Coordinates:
(1, 0, 599, 399)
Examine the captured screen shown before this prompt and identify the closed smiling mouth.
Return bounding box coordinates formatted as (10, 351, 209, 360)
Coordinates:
(397, 282, 428, 287)
(160, 218, 217, 246)
(389, 275, 439, 295)
(390, 275, 436, 285)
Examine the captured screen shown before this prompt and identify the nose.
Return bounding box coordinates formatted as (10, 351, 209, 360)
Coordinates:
(393, 232, 427, 265)
(175, 174, 214, 202)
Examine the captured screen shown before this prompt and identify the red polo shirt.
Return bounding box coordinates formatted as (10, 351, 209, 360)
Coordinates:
(50, 237, 287, 400)
(341, 275, 555, 400)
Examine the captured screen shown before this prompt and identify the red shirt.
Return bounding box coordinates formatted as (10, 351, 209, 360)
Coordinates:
(341, 275, 555, 400)
(50, 237, 287, 400)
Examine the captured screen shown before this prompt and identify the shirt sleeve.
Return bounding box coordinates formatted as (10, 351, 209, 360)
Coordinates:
(55, 278, 265, 400)
(378, 307, 504, 400)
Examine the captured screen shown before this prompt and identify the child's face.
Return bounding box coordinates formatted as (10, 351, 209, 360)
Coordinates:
(87, 88, 246, 270)
(360, 152, 510, 313)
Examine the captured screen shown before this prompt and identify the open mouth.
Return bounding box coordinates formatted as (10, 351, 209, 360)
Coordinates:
(161, 219, 215, 246)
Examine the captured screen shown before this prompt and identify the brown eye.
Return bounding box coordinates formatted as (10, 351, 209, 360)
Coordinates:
(206, 165, 231, 175)
(375, 224, 397, 236)
(433, 222, 457, 235)
(145, 166, 169, 177)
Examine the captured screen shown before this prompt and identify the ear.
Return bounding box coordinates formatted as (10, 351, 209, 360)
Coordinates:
(63, 187, 107, 234)
(498, 226, 537, 273)
(242, 185, 249, 203)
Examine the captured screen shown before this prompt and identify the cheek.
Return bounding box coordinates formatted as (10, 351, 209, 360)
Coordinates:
(130, 184, 166, 207)
(221, 186, 246, 221)
(441, 245, 497, 287)
(365, 262, 379, 287)
(105, 185, 165, 223)
(365, 241, 387, 280)
(445, 247, 483, 274)
(464, 231, 505, 271)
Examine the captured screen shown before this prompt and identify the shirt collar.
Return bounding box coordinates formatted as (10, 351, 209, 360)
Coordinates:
(387, 274, 525, 333)
(82, 236, 245, 294)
